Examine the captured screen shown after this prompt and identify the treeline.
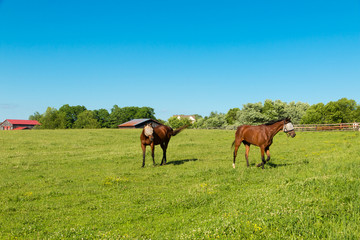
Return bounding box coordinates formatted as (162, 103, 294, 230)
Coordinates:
(166, 98, 360, 129)
(30, 98, 360, 129)
(29, 105, 157, 129)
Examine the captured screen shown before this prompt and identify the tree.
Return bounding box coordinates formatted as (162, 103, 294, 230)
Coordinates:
(226, 108, 240, 124)
(134, 107, 156, 119)
(93, 108, 110, 128)
(284, 102, 309, 124)
(323, 98, 357, 123)
(352, 104, 360, 122)
(73, 110, 100, 129)
(39, 107, 66, 129)
(204, 112, 227, 128)
(109, 105, 156, 128)
(237, 102, 268, 125)
(262, 99, 288, 121)
(196, 112, 227, 129)
(59, 104, 87, 128)
(109, 105, 122, 128)
(167, 116, 191, 129)
(29, 111, 41, 121)
(301, 103, 326, 124)
(301, 98, 359, 124)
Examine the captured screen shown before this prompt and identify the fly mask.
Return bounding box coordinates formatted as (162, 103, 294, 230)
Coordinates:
(283, 121, 296, 138)
(144, 124, 154, 141)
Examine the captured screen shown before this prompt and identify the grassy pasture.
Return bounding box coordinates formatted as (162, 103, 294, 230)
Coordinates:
(0, 129, 359, 239)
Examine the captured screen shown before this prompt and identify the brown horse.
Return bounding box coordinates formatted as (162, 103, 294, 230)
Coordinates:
(140, 123, 188, 167)
(232, 118, 296, 169)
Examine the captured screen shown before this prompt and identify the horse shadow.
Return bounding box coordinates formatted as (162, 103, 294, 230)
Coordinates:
(266, 160, 309, 168)
(242, 162, 289, 168)
(167, 158, 198, 165)
(267, 162, 290, 168)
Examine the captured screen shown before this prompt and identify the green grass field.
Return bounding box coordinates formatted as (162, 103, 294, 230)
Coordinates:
(0, 129, 359, 239)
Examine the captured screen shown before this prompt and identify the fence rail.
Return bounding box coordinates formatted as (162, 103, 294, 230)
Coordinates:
(294, 123, 360, 132)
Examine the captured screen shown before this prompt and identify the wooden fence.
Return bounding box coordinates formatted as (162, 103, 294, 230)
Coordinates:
(294, 123, 360, 132)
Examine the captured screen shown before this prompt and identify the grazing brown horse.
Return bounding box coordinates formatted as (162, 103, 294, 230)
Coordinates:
(232, 118, 296, 169)
(140, 123, 188, 167)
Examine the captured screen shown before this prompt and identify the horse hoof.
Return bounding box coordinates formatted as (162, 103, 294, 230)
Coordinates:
(232, 163, 236, 169)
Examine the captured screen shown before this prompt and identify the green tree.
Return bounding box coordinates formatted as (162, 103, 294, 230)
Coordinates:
(73, 110, 100, 129)
(134, 107, 156, 119)
(237, 102, 268, 125)
(196, 112, 227, 129)
(39, 107, 66, 129)
(93, 108, 110, 128)
(226, 108, 240, 124)
(352, 104, 360, 122)
(301, 98, 359, 124)
(301, 103, 326, 124)
(167, 116, 191, 129)
(205, 112, 227, 128)
(262, 100, 288, 121)
(29, 111, 41, 121)
(109, 105, 122, 128)
(323, 98, 357, 123)
(109, 105, 156, 128)
(284, 101, 309, 124)
(59, 104, 87, 128)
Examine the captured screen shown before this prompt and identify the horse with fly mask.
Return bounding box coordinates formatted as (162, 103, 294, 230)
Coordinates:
(140, 123, 188, 167)
(232, 118, 296, 169)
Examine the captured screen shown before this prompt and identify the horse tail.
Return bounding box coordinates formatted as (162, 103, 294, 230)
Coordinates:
(172, 125, 188, 136)
(231, 126, 242, 149)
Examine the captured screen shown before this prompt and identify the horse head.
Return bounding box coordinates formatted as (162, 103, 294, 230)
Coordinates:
(144, 123, 154, 141)
(283, 118, 296, 138)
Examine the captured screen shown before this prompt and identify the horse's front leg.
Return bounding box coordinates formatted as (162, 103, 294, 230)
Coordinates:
(141, 144, 146, 167)
(150, 142, 156, 166)
(256, 147, 266, 169)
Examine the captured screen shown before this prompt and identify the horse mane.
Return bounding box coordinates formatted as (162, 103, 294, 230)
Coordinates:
(263, 118, 289, 125)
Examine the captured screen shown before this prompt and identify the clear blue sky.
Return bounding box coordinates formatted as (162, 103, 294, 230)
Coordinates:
(1, 0, 359, 121)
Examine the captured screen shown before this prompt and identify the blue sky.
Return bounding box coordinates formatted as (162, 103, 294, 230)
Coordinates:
(1, 0, 359, 121)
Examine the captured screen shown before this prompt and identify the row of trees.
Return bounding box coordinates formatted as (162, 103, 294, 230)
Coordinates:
(300, 98, 360, 124)
(166, 98, 360, 129)
(29, 105, 156, 129)
(30, 98, 360, 129)
(166, 100, 310, 129)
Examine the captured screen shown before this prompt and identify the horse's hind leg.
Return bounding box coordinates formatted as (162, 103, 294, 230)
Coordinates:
(233, 140, 241, 168)
(245, 144, 250, 167)
(160, 143, 167, 165)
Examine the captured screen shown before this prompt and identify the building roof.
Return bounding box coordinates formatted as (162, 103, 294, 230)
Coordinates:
(3, 119, 41, 125)
(118, 119, 159, 127)
(13, 127, 30, 130)
(118, 119, 150, 127)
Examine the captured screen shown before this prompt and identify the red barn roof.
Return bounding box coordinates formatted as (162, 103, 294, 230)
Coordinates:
(5, 119, 40, 125)
(118, 119, 162, 128)
(118, 119, 150, 127)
